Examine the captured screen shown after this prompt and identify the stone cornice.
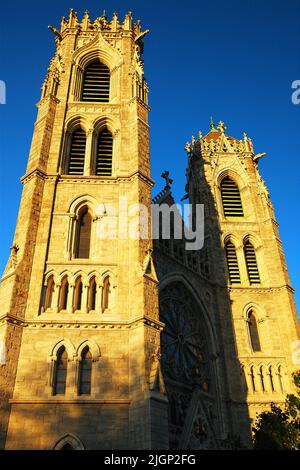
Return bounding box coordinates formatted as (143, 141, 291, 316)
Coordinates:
(36, 94, 60, 109)
(0, 313, 26, 327)
(263, 217, 279, 228)
(129, 96, 151, 112)
(238, 355, 286, 361)
(0, 313, 164, 331)
(21, 167, 49, 185)
(228, 284, 295, 294)
(57, 170, 154, 187)
(67, 102, 121, 114)
(229, 399, 285, 406)
(45, 261, 118, 266)
(9, 398, 131, 405)
(20, 169, 154, 188)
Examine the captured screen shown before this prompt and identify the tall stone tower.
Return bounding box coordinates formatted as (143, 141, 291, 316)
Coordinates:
(1, 9, 299, 451)
(0, 9, 168, 450)
(181, 121, 300, 444)
(152, 120, 299, 449)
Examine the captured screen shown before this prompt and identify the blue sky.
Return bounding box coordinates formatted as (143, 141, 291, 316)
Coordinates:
(0, 0, 299, 312)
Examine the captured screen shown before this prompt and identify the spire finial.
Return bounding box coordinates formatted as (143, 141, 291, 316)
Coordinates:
(210, 116, 216, 131)
(217, 120, 227, 133)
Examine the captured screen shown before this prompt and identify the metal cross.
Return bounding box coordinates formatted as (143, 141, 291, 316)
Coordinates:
(161, 170, 173, 187)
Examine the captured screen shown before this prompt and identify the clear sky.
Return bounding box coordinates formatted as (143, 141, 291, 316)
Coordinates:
(0, 0, 299, 313)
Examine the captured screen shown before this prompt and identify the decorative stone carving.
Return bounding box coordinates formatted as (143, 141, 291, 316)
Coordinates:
(160, 282, 210, 389)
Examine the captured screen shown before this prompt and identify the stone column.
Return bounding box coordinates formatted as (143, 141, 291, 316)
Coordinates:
(67, 284, 74, 313)
(52, 283, 60, 313)
(96, 282, 103, 314)
(84, 128, 93, 176)
(236, 245, 248, 284)
(81, 283, 89, 313)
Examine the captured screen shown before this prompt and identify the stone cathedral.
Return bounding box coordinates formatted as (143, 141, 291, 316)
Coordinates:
(0, 9, 299, 450)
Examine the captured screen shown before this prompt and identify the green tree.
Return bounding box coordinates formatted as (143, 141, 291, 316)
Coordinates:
(252, 371, 300, 449)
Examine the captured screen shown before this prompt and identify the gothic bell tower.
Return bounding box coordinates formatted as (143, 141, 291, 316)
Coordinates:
(184, 120, 299, 441)
(0, 9, 168, 450)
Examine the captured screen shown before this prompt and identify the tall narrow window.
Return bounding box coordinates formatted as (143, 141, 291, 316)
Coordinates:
(75, 208, 92, 259)
(278, 366, 284, 393)
(247, 311, 261, 352)
(221, 176, 244, 217)
(259, 366, 265, 392)
(78, 346, 92, 395)
(96, 128, 113, 176)
(45, 275, 55, 309)
(53, 346, 68, 395)
(88, 276, 97, 311)
(269, 366, 275, 392)
(73, 276, 83, 311)
(101, 276, 110, 312)
(241, 365, 248, 391)
(225, 241, 241, 284)
(68, 129, 86, 175)
(81, 60, 110, 102)
(250, 366, 256, 392)
(244, 241, 260, 284)
(59, 276, 69, 311)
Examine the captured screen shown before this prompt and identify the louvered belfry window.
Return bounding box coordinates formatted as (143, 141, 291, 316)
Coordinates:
(81, 60, 110, 102)
(68, 129, 86, 175)
(96, 128, 113, 176)
(221, 177, 244, 217)
(225, 241, 241, 284)
(244, 241, 260, 284)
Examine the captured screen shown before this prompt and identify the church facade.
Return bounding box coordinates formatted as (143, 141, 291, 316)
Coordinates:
(0, 10, 299, 450)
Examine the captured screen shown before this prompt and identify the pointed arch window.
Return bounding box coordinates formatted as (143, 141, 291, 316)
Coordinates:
(88, 276, 97, 311)
(244, 241, 260, 284)
(45, 275, 55, 310)
(259, 366, 265, 392)
(278, 366, 284, 393)
(101, 276, 110, 312)
(250, 366, 256, 392)
(53, 346, 68, 395)
(221, 176, 244, 217)
(81, 60, 110, 102)
(96, 128, 113, 176)
(67, 128, 86, 175)
(241, 365, 248, 391)
(78, 346, 92, 395)
(269, 366, 275, 392)
(225, 241, 241, 284)
(73, 276, 83, 311)
(247, 310, 261, 352)
(59, 276, 69, 311)
(75, 207, 92, 259)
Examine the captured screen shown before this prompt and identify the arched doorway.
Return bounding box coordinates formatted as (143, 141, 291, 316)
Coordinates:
(53, 434, 85, 450)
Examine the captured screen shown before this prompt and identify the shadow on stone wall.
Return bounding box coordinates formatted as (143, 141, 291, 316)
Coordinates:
(152, 150, 251, 449)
